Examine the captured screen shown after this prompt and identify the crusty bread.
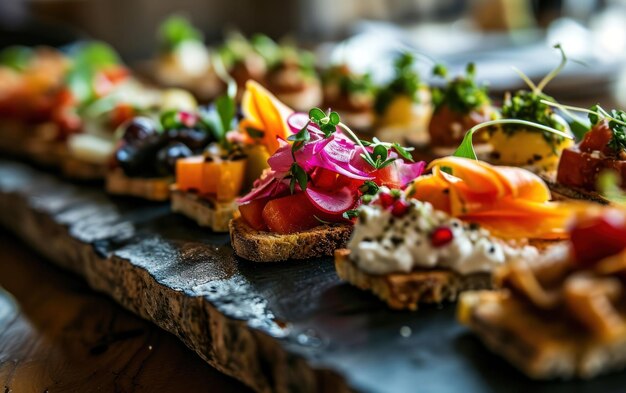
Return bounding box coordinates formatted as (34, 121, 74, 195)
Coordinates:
(171, 189, 236, 232)
(334, 249, 491, 310)
(538, 171, 609, 205)
(458, 290, 626, 379)
(106, 168, 171, 201)
(229, 216, 352, 262)
(61, 156, 106, 181)
(0, 120, 64, 167)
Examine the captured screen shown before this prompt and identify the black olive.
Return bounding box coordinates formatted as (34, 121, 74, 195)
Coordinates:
(122, 117, 158, 145)
(166, 128, 212, 151)
(156, 142, 193, 176)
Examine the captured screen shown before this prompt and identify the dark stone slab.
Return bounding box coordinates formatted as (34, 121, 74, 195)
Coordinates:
(1, 159, 626, 393)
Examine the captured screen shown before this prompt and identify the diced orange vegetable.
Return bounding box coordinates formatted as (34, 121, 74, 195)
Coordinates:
(176, 156, 204, 192)
(176, 156, 246, 202)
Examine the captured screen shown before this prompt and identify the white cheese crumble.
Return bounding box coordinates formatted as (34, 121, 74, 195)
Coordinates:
(347, 199, 538, 275)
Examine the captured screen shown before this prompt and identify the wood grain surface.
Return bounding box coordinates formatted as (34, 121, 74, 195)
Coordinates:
(0, 229, 249, 393)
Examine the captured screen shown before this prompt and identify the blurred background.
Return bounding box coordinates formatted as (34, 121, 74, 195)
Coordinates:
(1, 0, 626, 106)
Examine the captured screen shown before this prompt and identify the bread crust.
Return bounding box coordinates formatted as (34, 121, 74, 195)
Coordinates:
(105, 168, 171, 201)
(61, 156, 106, 181)
(459, 290, 626, 379)
(171, 189, 236, 232)
(229, 216, 352, 262)
(334, 249, 491, 310)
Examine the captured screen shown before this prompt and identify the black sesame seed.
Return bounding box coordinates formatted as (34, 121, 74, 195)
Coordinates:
(533, 154, 542, 161)
(488, 245, 495, 254)
(469, 222, 480, 231)
(443, 189, 450, 194)
(491, 151, 501, 160)
(391, 237, 403, 246)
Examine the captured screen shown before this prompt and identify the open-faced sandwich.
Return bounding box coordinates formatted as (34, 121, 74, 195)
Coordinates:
(149, 15, 223, 102)
(487, 45, 574, 172)
(230, 108, 424, 262)
(459, 208, 626, 379)
(106, 105, 216, 201)
(374, 52, 432, 145)
(335, 156, 584, 310)
(219, 32, 269, 101)
(428, 63, 498, 156)
(260, 39, 322, 112)
(321, 64, 375, 132)
(171, 80, 292, 231)
(543, 104, 626, 204)
(0, 45, 72, 165)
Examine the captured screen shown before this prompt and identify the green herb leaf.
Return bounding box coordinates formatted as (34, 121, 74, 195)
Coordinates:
(441, 166, 453, 175)
(392, 142, 414, 161)
(453, 118, 573, 160)
(597, 170, 626, 204)
(158, 15, 203, 51)
(589, 104, 600, 125)
(66, 41, 121, 104)
(433, 63, 448, 78)
(289, 162, 308, 193)
(0, 46, 33, 71)
(359, 180, 379, 195)
(215, 94, 235, 136)
(309, 107, 325, 122)
(329, 111, 340, 125)
(342, 209, 359, 220)
(246, 127, 265, 138)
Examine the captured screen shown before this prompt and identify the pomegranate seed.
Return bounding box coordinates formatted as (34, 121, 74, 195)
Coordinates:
(391, 200, 409, 217)
(179, 111, 198, 127)
(378, 192, 395, 208)
(430, 227, 454, 247)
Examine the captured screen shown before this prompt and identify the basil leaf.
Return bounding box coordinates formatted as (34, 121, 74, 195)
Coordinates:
(215, 94, 235, 137)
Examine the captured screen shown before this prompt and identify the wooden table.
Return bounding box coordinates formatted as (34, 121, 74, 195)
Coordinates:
(0, 229, 249, 393)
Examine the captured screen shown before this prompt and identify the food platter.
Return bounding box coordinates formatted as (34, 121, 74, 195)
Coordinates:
(1, 159, 625, 393)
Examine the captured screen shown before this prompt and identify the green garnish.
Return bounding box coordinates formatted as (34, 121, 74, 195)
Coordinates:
(541, 101, 626, 153)
(158, 15, 203, 51)
(285, 107, 415, 193)
(598, 170, 626, 204)
(66, 41, 122, 105)
(499, 44, 570, 144)
(431, 62, 490, 114)
(374, 52, 422, 114)
(0, 46, 33, 71)
(322, 65, 374, 96)
(453, 119, 572, 160)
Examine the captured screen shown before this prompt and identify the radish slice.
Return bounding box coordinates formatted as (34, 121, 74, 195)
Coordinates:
(305, 185, 356, 213)
(287, 112, 311, 134)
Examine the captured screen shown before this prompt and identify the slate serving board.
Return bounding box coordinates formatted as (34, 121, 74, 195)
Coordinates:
(1, 159, 626, 393)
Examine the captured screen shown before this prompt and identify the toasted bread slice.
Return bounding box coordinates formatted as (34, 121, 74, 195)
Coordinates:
(0, 120, 64, 166)
(458, 290, 626, 379)
(61, 156, 106, 181)
(229, 216, 352, 262)
(538, 171, 609, 205)
(334, 249, 491, 310)
(106, 168, 171, 201)
(171, 189, 236, 232)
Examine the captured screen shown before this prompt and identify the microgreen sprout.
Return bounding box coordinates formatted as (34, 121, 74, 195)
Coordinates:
(453, 119, 572, 160)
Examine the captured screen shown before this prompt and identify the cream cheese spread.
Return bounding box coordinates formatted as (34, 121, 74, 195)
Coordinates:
(347, 197, 538, 275)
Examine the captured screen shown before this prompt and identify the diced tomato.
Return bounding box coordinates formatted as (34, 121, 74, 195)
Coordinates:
(111, 103, 135, 128)
(311, 168, 338, 189)
(570, 214, 626, 266)
(261, 192, 344, 234)
(374, 164, 402, 188)
(239, 198, 270, 231)
(579, 121, 613, 155)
